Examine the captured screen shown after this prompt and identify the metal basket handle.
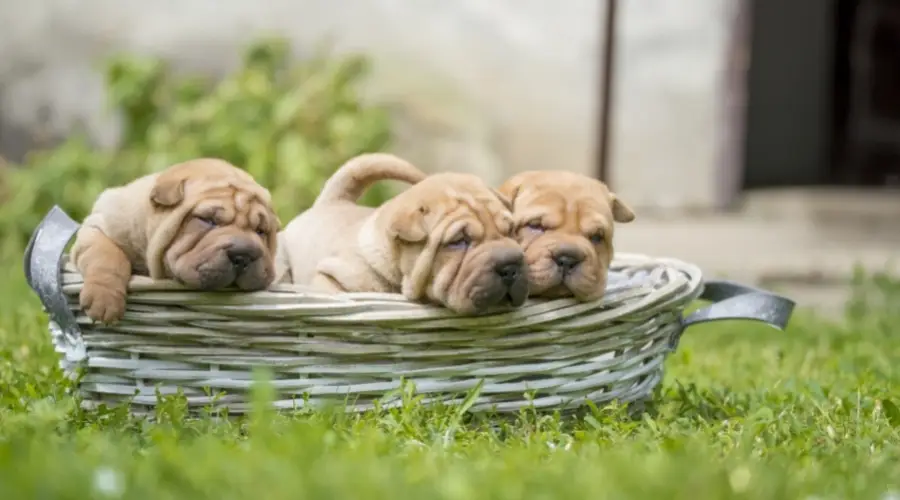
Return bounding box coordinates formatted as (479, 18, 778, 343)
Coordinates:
(24, 205, 82, 346)
(671, 279, 796, 349)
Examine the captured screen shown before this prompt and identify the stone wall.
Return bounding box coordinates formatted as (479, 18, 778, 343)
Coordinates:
(609, 0, 735, 211)
(0, 0, 734, 209)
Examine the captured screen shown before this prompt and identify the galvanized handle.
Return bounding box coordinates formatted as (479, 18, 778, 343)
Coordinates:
(671, 279, 796, 349)
(24, 205, 82, 346)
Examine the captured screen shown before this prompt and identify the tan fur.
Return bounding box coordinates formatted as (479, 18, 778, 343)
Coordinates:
(497, 170, 635, 301)
(71, 158, 280, 324)
(276, 154, 529, 314)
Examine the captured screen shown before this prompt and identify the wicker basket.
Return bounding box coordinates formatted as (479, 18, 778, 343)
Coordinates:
(25, 206, 795, 415)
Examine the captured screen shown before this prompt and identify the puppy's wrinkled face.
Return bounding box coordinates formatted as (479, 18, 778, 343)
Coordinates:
(381, 173, 529, 314)
(149, 159, 279, 291)
(498, 171, 635, 301)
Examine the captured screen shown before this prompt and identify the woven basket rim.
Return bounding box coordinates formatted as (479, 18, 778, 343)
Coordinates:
(57, 251, 705, 315)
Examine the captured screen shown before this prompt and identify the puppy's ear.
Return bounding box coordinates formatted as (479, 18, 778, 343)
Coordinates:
(388, 205, 429, 243)
(496, 176, 523, 207)
(264, 210, 282, 255)
(610, 194, 635, 223)
(490, 188, 513, 212)
(150, 173, 187, 207)
(271, 213, 283, 232)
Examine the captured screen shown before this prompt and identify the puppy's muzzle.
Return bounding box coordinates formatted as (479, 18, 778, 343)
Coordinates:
(552, 244, 586, 274)
(489, 248, 528, 307)
(227, 241, 262, 273)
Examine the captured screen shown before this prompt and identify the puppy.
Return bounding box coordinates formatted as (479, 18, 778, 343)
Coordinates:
(71, 158, 280, 324)
(497, 170, 635, 301)
(276, 153, 529, 314)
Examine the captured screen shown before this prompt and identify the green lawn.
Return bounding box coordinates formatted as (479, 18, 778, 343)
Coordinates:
(1, 253, 898, 500)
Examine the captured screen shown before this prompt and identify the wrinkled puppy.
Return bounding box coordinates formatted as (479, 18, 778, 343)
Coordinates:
(72, 158, 280, 324)
(497, 170, 635, 301)
(277, 153, 529, 314)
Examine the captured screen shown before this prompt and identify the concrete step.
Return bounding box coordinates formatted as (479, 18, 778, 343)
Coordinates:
(614, 187, 900, 314)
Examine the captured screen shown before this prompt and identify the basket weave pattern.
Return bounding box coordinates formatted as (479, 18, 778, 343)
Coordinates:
(50, 253, 704, 414)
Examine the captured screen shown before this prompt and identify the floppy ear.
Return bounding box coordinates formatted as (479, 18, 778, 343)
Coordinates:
(271, 213, 283, 232)
(496, 176, 523, 208)
(150, 173, 187, 207)
(610, 194, 636, 223)
(265, 211, 282, 255)
(387, 205, 429, 243)
(380, 202, 436, 301)
(490, 188, 513, 212)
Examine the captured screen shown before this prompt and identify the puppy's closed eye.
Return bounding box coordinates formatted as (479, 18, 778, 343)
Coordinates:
(195, 215, 218, 228)
(522, 220, 546, 234)
(445, 233, 471, 250)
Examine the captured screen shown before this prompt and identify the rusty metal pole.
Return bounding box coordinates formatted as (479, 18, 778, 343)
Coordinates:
(596, 0, 618, 184)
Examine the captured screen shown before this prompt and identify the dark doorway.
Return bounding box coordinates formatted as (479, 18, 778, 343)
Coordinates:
(741, 0, 900, 190)
(834, 0, 900, 187)
(741, 0, 836, 189)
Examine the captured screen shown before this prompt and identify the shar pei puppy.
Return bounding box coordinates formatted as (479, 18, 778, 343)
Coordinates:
(276, 153, 529, 314)
(497, 170, 635, 301)
(71, 158, 280, 324)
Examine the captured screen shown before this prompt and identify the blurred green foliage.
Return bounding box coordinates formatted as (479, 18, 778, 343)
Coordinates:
(0, 37, 393, 253)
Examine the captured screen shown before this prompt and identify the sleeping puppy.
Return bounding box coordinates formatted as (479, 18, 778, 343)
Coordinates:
(71, 158, 280, 324)
(276, 153, 529, 314)
(497, 170, 635, 301)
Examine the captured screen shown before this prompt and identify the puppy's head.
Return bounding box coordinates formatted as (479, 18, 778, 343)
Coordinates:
(145, 158, 280, 291)
(497, 171, 635, 301)
(373, 173, 528, 314)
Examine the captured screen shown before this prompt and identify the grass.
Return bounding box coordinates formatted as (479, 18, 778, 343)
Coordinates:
(1, 250, 899, 500)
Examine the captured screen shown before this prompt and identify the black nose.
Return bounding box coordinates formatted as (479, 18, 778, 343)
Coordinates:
(495, 263, 521, 286)
(553, 247, 585, 272)
(228, 251, 253, 270)
(227, 246, 259, 271)
(494, 254, 524, 287)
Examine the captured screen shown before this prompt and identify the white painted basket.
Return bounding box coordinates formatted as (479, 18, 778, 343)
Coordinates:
(26, 206, 795, 415)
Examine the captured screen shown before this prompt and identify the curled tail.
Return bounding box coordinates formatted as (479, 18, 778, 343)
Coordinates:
(313, 153, 428, 207)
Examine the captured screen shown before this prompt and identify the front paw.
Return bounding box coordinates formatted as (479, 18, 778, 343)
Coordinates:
(79, 282, 127, 324)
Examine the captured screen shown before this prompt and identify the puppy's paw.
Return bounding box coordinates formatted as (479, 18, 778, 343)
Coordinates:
(79, 282, 127, 324)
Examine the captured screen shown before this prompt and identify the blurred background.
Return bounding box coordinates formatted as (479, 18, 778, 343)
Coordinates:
(0, 0, 898, 312)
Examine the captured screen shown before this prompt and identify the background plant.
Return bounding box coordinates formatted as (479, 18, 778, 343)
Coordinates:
(0, 37, 393, 254)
